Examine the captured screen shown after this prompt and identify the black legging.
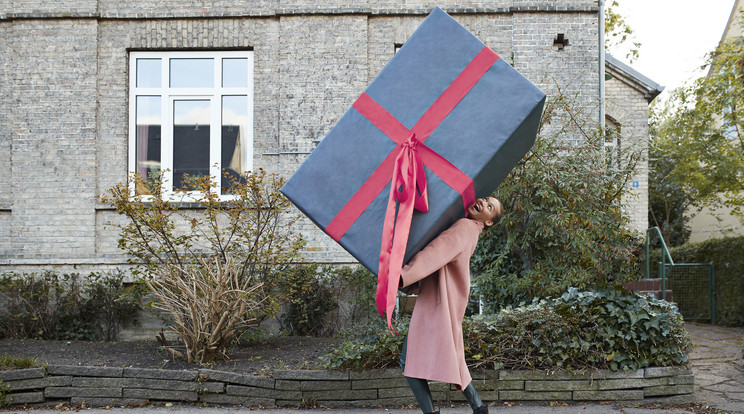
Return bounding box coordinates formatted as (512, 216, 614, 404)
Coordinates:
(400, 335, 484, 413)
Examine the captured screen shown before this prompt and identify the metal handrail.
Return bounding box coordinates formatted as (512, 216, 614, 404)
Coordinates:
(645, 227, 674, 301)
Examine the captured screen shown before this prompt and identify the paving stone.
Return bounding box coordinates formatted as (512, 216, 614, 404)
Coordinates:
(122, 388, 198, 402)
(199, 393, 274, 406)
(352, 377, 407, 389)
(4, 377, 49, 391)
(198, 369, 274, 388)
(302, 388, 376, 400)
(644, 384, 695, 397)
(499, 390, 573, 401)
(643, 394, 695, 404)
(671, 374, 695, 385)
(429, 382, 449, 392)
(499, 369, 644, 381)
(4, 391, 45, 404)
(123, 368, 199, 381)
(275, 379, 350, 391)
(644, 366, 692, 378)
(349, 369, 401, 380)
(377, 386, 413, 399)
(480, 379, 524, 390)
(72, 377, 129, 388)
(597, 377, 669, 390)
(0, 368, 45, 381)
(45, 387, 123, 398)
(273, 379, 301, 391)
(573, 389, 644, 401)
(226, 384, 301, 400)
(47, 376, 73, 387)
(448, 390, 499, 401)
(525, 379, 599, 391)
(129, 378, 224, 393)
(46, 365, 123, 377)
(272, 370, 349, 381)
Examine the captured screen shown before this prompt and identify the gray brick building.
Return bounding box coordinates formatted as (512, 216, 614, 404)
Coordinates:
(0, 0, 657, 274)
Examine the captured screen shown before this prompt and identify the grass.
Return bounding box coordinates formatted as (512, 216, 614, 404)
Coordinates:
(0, 354, 42, 371)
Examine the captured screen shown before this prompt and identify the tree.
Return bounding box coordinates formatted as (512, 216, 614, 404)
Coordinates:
(647, 142, 692, 248)
(605, 0, 641, 63)
(471, 85, 643, 311)
(651, 37, 744, 227)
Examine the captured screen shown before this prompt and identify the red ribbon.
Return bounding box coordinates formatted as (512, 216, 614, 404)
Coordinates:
(324, 46, 499, 331)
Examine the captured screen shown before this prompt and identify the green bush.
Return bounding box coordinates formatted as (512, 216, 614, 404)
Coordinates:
(275, 265, 378, 337)
(472, 88, 643, 311)
(648, 236, 744, 326)
(325, 265, 378, 331)
(0, 270, 145, 341)
(276, 264, 337, 336)
(322, 289, 691, 372)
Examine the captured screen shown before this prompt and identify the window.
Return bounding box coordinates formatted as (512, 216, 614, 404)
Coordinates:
(604, 116, 621, 166)
(129, 51, 254, 199)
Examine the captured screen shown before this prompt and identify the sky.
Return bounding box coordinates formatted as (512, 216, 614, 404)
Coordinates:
(608, 0, 736, 101)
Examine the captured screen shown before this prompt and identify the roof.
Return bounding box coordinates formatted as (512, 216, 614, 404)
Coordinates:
(605, 53, 665, 102)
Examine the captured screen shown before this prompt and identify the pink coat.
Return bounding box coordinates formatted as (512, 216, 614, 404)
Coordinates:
(400, 218, 484, 390)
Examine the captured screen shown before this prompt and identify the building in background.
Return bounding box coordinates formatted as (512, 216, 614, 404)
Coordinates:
(687, 0, 744, 243)
(1, 0, 656, 273)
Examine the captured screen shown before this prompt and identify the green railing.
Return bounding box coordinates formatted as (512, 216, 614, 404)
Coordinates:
(645, 227, 716, 324)
(645, 227, 674, 300)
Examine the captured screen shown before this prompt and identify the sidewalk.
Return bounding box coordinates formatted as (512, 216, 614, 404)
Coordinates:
(8, 404, 714, 413)
(685, 322, 744, 413)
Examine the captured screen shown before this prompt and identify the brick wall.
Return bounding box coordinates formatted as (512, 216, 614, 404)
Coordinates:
(0, 1, 612, 273)
(3, 19, 99, 266)
(605, 69, 650, 234)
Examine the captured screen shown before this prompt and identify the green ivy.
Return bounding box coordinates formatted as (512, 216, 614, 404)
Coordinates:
(320, 317, 409, 370)
(322, 289, 691, 372)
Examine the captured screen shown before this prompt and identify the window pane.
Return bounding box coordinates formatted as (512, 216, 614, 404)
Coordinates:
(170, 58, 214, 88)
(173, 99, 210, 190)
(135, 96, 161, 194)
(221, 95, 249, 194)
(136, 58, 161, 88)
(222, 58, 248, 87)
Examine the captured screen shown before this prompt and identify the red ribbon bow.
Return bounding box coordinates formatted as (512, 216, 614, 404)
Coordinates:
(376, 132, 429, 328)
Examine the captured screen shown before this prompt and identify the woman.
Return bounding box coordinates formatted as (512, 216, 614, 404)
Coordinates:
(399, 196, 503, 414)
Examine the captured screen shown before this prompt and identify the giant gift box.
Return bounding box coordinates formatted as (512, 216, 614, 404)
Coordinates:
(281, 7, 545, 327)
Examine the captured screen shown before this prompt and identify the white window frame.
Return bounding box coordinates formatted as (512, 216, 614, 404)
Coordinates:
(128, 50, 254, 201)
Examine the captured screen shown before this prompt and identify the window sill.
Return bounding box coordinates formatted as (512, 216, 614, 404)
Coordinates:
(95, 202, 213, 211)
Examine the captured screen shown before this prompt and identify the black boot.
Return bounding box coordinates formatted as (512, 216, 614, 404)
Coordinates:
(473, 405, 489, 414)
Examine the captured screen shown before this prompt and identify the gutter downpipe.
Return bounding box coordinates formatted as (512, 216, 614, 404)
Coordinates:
(599, 0, 606, 131)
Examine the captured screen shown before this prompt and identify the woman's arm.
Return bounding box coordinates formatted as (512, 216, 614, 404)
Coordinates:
(400, 219, 470, 287)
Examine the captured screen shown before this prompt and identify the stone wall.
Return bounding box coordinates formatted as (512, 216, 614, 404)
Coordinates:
(1, 1, 608, 273)
(0, 366, 694, 407)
